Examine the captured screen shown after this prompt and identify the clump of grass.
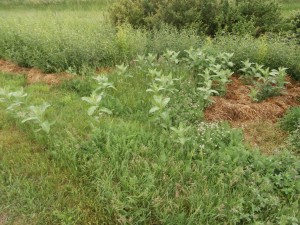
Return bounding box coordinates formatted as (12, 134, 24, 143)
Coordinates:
(280, 106, 300, 132)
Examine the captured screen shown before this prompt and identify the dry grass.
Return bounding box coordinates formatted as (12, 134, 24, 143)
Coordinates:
(233, 120, 288, 154)
(0, 59, 73, 85)
(205, 76, 300, 122)
(205, 76, 300, 153)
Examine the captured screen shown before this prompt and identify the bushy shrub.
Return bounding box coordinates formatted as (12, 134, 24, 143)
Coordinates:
(109, 0, 282, 36)
(235, 0, 281, 35)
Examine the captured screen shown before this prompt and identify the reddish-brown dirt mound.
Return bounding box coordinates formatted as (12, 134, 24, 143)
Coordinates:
(0, 59, 73, 85)
(205, 76, 300, 123)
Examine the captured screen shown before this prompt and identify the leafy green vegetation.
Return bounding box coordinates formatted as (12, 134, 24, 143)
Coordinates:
(281, 107, 300, 154)
(0, 5, 299, 78)
(203, 35, 300, 80)
(1, 50, 300, 223)
(0, 0, 299, 224)
(239, 61, 288, 101)
(110, 0, 282, 36)
(281, 107, 300, 132)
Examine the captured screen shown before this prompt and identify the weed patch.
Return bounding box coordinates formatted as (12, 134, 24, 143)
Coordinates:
(0, 36, 299, 224)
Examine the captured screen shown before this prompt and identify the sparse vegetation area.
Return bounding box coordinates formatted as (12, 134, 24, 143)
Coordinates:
(0, 0, 299, 224)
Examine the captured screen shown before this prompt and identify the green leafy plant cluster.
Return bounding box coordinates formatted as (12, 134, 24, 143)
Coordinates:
(280, 106, 300, 132)
(0, 53, 299, 224)
(280, 107, 300, 153)
(292, 11, 300, 43)
(109, 0, 282, 36)
(147, 72, 178, 128)
(81, 74, 115, 122)
(124, 50, 234, 150)
(0, 87, 53, 134)
(240, 60, 288, 101)
(185, 49, 234, 99)
(287, 121, 300, 153)
(133, 49, 234, 127)
(203, 35, 300, 80)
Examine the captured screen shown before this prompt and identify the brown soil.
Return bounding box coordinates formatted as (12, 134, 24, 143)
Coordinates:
(205, 76, 300, 123)
(0, 59, 73, 85)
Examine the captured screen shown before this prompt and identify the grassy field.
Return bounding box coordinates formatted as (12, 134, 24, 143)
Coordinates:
(0, 0, 299, 224)
(1, 52, 300, 224)
(0, 0, 112, 10)
(280, 0, 300, 16)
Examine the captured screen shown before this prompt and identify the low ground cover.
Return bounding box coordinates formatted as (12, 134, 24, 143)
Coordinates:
(0, 0, 299, 224)
(0, 49, 299, 223)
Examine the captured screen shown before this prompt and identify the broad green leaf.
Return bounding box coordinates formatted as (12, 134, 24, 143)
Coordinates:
(22, 116, 39, 123)
(149, 106, 160, 114)
(162, 97, 170, 106)
(81, 96, 94, 104)
(153, 95, 162, 103)
(88, 106, 98, 116)
(99, 107, 112, 115)
(41, 121, 51, 133)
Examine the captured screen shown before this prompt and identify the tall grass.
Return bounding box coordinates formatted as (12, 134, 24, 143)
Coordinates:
(203, 35, 300, 80)
(1, 10, 299, 79)
(279, 0, 300, 17)
(0, 0, 113, 10)
(0, 11, 200, 74)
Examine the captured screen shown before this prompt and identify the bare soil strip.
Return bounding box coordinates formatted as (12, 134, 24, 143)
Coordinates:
(0, 59, 73, 85)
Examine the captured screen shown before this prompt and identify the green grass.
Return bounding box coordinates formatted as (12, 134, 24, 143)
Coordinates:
(0, 1, 300, 223)
(0, 0, 112, 11)
(0, 55, 299, 224)
(0, 5, 299, 78)
(280, 0, 300, 17)
(0, 9, 200, 74)
(203, 35, 300, 80)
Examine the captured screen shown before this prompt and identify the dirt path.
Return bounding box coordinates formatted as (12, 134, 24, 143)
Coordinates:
(0, 59, 73, 85)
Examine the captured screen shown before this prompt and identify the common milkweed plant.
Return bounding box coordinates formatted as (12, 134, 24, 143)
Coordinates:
(21, 102, 55, 134)
(0, 87, 54, 134)
(81, 74, 115, 121)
